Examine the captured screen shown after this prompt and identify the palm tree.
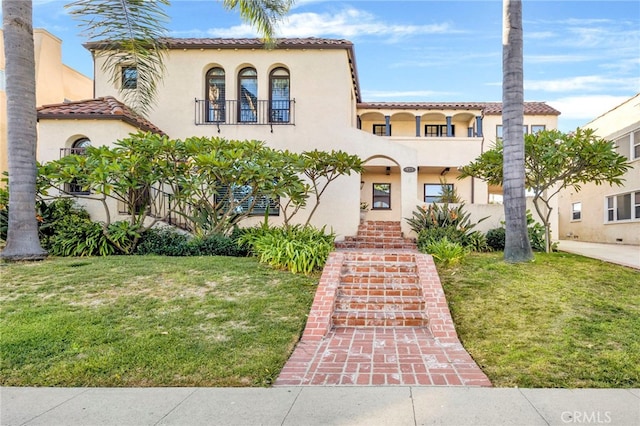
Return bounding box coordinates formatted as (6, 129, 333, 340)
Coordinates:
(1, 0, 47, 261)
(501, 0, 533, 262)
(1, 0, 293, 261)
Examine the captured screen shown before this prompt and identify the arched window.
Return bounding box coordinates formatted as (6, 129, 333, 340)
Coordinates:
(238, 67, 257, 122)
(71, 137, 91, 155)
(206, 67, 226, 122)
(66, 138, 91, 194)
(269, 67, 290, 123)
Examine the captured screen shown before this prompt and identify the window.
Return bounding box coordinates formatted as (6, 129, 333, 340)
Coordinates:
(571, 202, 582, 221)
(238, 67, 258, 122)
(119, 187, 150, 215)
(206, 67, 226, 122)
(424, 183, 453, 204)
(66, 138, 91, 195)
(121, 66, 137, 89)
(269, 68, 290, 123)
(373, 124, 390, 136)
(531, 125, 546, 134)
(615, 135, 631, 159)
(606, 192, 640, 222)
(372, 183, 391, 209)
(425, 124, 453, 137)
(634, 130, 640, 160)
(215, 184, 279, 216)
(496, 124, 528, 140)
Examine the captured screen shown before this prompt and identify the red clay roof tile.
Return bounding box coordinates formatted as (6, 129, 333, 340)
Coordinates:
(37, 97, 166, 135)
(357, 101, 560, 115)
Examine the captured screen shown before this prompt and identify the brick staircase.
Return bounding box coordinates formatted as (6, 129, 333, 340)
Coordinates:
(335, 221, 417, 250)
(331, 251, 428, 327)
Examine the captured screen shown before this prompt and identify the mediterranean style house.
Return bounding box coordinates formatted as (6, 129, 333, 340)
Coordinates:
(558, 94, 640, 246)
(36, 37, 560, 239)
(0, 28, 92, 178)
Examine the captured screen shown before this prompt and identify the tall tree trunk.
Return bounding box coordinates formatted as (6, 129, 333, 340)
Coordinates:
(1, 0, 47, 261)
(502, 0, 532, 262)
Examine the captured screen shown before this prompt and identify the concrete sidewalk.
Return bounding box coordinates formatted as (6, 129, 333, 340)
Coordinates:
(2, 386, 639, 426)
(556, 240, 640, 270)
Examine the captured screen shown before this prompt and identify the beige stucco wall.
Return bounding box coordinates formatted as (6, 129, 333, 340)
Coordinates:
(37, 118, 142, 224)
(558, 94, 640, 245)
(52, 41, 560, 240)
(0, 29, 92, 181)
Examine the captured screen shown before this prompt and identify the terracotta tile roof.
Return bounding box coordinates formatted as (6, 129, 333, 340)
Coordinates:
(482, 102, 561, 115)
(357, 101, 560, 116)
(84, 37, 354, 50)
(37, 97, 166, 135)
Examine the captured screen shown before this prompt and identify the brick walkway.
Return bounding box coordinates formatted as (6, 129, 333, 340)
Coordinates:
(275, 222, 491, 387)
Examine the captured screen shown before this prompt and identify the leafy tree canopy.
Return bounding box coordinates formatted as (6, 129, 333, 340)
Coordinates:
(460, 128, 630, 252)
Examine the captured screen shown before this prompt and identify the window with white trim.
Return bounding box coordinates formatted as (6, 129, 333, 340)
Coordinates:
(634, 130, 640, 160)
(606, 191, 640, 222)
(571, 202, 581, 221)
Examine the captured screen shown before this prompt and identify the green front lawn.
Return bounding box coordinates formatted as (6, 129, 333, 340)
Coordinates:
(0, 256, 317, 387)
(439, 252, 640, 388)
(1, 252, 638, 388)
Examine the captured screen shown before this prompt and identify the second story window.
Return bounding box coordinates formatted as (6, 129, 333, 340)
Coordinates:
(121, 66, 137, 89)
(373, 124, 390, 136)
(206, 67, 226, 122)
(238, 67, 258, 122)
(269, 68, 290, 123)
(425, 124, 452, 137)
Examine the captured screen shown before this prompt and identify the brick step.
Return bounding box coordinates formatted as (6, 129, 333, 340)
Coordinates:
(335, 240, 417, 250)
(335, 295, 425, 312)
(338, 283, 423, 298)
(340, 262, 418, 275)
(332, 311, 428, 327)
(343, 253, 416, 262)
(339, 274, 419, 285)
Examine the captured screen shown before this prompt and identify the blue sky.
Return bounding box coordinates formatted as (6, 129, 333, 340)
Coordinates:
(31, 0, 640, 131)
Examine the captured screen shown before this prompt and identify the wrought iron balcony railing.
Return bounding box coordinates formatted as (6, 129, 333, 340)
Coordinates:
(194, 99, 295, 126)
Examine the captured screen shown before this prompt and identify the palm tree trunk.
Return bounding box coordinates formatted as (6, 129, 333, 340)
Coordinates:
(1, 0, 47, 261)
(502, 0, 532, 262)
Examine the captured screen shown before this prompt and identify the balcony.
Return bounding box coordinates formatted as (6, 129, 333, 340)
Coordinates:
(59, 147, 87, 158)
(194, 99, 295, 126)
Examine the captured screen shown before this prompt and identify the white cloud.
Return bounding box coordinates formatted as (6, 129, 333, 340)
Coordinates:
(525, 54, 593, 64)
(188, 7, 460, 40)
(525, 75, 638, 93)
(548, 95, 632, 121)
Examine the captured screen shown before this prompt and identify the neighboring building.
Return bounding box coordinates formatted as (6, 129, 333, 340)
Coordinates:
(37, 37, 560, 239)
(558, 94, 640, 246)
(0, 28, 93, 177)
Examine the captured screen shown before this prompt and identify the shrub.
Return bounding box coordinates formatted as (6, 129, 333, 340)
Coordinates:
(189, 232, 249, 257)
(467, 230, 491, 252)
(486, 227, 506, 251)
(485, 211, 554, 252)
(425, 237, 468, 268)
(135, 226, 250, 257)
(240, 225, 334, 274)
(409, 203, 487, 253)
(48, 220, 115, 257)
(417, 227, 468, 251)
(135, 227, 192, 256)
